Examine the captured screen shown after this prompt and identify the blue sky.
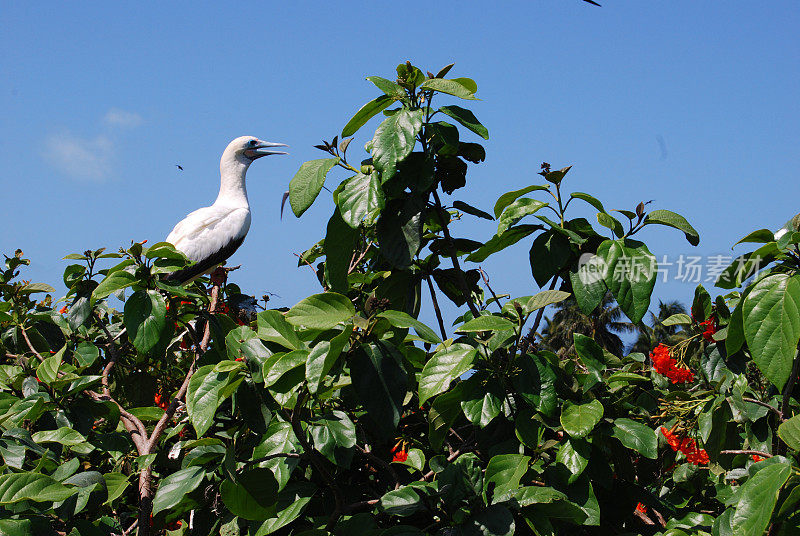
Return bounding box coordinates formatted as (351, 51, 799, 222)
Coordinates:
(1, 2, 798, 329)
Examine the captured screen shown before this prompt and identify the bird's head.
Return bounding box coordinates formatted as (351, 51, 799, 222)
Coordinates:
(226, 136, 289, 162)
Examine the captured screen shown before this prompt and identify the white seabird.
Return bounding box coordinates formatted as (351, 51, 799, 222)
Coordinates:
(163, 136, 288, 284)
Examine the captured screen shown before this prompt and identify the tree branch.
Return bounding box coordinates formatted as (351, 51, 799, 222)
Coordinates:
(20, 325, 45, 363)
(742, 397, 784, 420)
(424, 274, 447, 341)
(720, 449, 772, 458)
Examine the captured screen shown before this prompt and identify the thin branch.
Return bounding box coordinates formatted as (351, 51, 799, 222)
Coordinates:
(348, 243, 372, 274)
(20, 326, 45, 363)
(529, 276, 559, 338)
(245, 452, 302, 467)
(720, 449, 773, 458)
(356, 445, 401, 489)
(424, 275, 447, 341)
(742, 397, 784, 420)
(340, 498, 379, 514)
(478, 267, 503, 313)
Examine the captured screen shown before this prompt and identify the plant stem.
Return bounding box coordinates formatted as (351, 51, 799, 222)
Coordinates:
(529, 277, 559, 339)
(424, 274, 447, 341)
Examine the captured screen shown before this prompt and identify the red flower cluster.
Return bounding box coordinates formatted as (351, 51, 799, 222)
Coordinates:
(699, 315, 717, 341)
(154, 393, 169, 410)
(58, 306, 68, 314)
(635, 502, 647, 514)
(660, 427, 709, 465)
(751, 454, 764, 462)
(650, 345, 694, 383)
(391, 445, 408, 463)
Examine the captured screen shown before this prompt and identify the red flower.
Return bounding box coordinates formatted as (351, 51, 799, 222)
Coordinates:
(235, 357, 244, 362)
(154, 393, 169, 410)
(699, 315, 717, 342)
(661, 427, 708, 465)
(752, 454, 764, 462)
(58, 305, 68, 314)
(650, 344, 694, 384)
(166, 520, 181, 530)
(391, 445, 408, 463)
(635, 502, 647, 514)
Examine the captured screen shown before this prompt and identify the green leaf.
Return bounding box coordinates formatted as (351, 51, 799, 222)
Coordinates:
(573, 333, 606, 388)
(337, 171, 385, 228)
(31, 427, 87, 446)
(253, 483, 315, 535)
(777, 415, 800, 451)
(324, 207, 358, 292)
(220, 468, 279, 521)
(569, 192, 606, 213)
(151, 467, 206, 516)
(743, 274, 800, 389)
(560, 400, 604, 438)
(370, 108, 424, 181)
(18, 282, 55, 294)
(570, 255, 608, 314)
(439, 105, 489, 139)
(466, 224, 542, 263)
(305, 327, 352, 393)
(662, 313, 692, 326)
(493, 185, 549, 218)
(527, 290, 571, 312)
(376, 196, 425, 269)
(186, 365, 232, 436)
(263, 349, 308, 387)
(453, 200, 493, 220)
(529, 229, 571, 287)
(92, 271, 135, 303)
(288, 157, 340, 217)
(456, 315, 515, 333)
(366, 76, 406, 98)
(378, 310, 441, 344)
(734, 229, 776, 247)
(611, 418, 657, 459)
(428, 385, 465, 450)
(103, 473, 129, 505)
(556, 438, 591, 483)
(351, 341, 407, 438)
(598, 239, 657, 324)
(0, 472, 76, 504)
(419, 343, 477, 405)
(342, 95, 395, 137)
(381, 485, 426, 517)
(484, 454, 531, 501)
(715, 243, 778, 290)
(36, 347, 63, 385)
(74, 341, 99, 367)
(285, 293, 355, 330)
(123, 290, 167, 353)
(420, 77, 478, 100)
(461, 383, 503, 428)
(497, 198, 547, 235)
(643, 209, 700, 246)
(732, 462, 791, 536)
(256, 310, 304, 350)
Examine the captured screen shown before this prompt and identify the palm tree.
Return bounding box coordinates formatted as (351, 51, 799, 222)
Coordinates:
(536, 292, 637, 358)
(629, 300, 688, 354)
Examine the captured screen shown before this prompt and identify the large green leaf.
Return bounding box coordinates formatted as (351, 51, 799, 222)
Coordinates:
(598, 239, 657, 324)
(342, 94, 395, 137)
(732, 462, 791, 536)
(493, 185, 549, 218)
(715, 243, 778, 290)
(376, 196, 425, 269)
(439, 105, 489, 139)
(378, 310, 441, 344)
(285, 293, 355, 330)
(92, 270, 135, 303)
(254, 482, 315, 535)
(151, 467, 206, 516)
(560, 400, 604, 438)
(31, 427, 87, 447)
(778, 415, 800, 451)
(123, 290, 167, 353)
(527, 290, 571, 312)
(351, 341, 407, 437)
(366, 76, 406, 98)
(466, 224, 542, 263)
(419, 77, 478, 100)
(419, 343, 477, 405)
(381, 485, 426, 517)
(220, 468, 279, 521)
(611, 419, 657, 459)
(186, 365, 233, 436)
(324, 207, 358, 292)
(428, 384, 465, 450)
(529, 230, 570, 287)
(497, 198, 547, 236)
(643, 209, 700, 246)
(456, 315, 515, 333)
(288, 157, 340, 217)
(305, 327, 351, 393)
(743, 274, 800, 389)
(370, 107, 424, 181)
(256, 310, 304, 350)
(570, 254, 608, 314)
(484, 454, 531, 501)
(556, 438, 591, 483)
(0, 472, 75, 504)
(337, 171, 384, 228)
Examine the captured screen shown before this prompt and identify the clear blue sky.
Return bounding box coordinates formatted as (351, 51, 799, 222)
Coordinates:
(2, 2, 798, 327)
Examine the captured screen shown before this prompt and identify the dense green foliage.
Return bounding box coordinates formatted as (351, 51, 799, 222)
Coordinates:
(1, 62, 799, 536)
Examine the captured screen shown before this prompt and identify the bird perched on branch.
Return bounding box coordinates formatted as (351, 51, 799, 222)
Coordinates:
(163, 136, 288, 284)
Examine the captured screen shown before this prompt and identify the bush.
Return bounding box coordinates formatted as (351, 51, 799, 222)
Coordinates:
(1, 62, 798, 536)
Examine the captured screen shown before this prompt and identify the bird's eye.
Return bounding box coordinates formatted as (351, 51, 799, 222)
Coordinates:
(249, 140, 258, 146)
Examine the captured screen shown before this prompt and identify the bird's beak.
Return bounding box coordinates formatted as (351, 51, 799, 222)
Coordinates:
(246, 140, 289, 159)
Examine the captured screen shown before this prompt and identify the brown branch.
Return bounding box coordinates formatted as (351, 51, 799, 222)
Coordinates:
(720, 449, 773, 458)
(356, 445, 401, 489)
(478, 267, 503, 312)
(742, 397, 784, 420)
(424, 275, 447, 341)
(348, 243, 372, 274)
(20, 326, 45, 363)
(245, 452, 302, 467)
(340, 498, 379, 514)
(529, 276, 559, 338)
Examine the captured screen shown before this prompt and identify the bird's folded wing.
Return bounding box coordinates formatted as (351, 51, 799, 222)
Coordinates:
(166, 206, 251, 262)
